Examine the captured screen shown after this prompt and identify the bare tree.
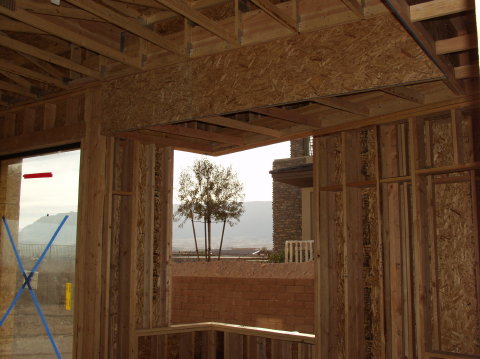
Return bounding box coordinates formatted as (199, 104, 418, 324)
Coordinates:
(175, 158, 245, 261)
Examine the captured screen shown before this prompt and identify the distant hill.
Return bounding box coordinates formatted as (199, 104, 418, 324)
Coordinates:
(20, 212, 77, 245)
(173, 201, 272, 251)
(17, 201, 273, 250)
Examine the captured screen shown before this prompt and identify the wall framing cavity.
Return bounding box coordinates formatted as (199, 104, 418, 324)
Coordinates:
(314, 106, 480, 359)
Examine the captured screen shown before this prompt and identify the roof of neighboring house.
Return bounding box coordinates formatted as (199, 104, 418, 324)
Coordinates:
(270, 163, 313, 188)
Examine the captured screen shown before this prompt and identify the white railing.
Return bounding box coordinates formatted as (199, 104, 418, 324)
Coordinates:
(136, 322, 315, 359)
(284, 240, 314, 263)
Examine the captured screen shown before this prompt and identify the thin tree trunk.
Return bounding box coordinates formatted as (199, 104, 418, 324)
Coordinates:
(217, 219, 226, 260)
(207, 220, 212, 262)
(204, 220, 207, 261)
(190, 214, 199, 260)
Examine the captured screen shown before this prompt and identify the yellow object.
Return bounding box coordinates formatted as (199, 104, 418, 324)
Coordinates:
(65, 283, 72, 311)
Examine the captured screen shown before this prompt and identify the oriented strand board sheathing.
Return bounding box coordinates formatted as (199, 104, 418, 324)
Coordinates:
(429, 115, 454, 168)
(102, 62, 193, 133)
(102, 14, 442, 133)
(190, 15, 441, 118)
(434, 181, 480, 355)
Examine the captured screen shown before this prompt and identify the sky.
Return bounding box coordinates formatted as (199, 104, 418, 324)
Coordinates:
(173, 141, 290, 204)
(15, 141, 290, 229)
(17, 150, 80, 229)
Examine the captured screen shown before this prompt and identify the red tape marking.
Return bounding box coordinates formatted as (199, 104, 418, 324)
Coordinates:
(23, 172, 53, 179)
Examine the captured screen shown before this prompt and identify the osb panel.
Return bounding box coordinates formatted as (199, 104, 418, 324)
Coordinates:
(430, 115, 454, 168)
(434, 181, 480, 355)
(102, 14, 442, 133)
(360, 129, 377, 182)
(361, 188, 382, 359)
(102, 62, 193, 133)
(190, 14, 441, 117)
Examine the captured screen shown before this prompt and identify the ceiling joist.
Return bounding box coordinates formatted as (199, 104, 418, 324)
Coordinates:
(154, 0, 239, 46)
(410, 0, 475, 22)
(0, 5, 143, 69)
(63, 0, 185, 57)
(454, 64, 479, 79)
(0, 32, 101, 80)
(17, 0, 104, 22)
(312, 97, 370, 116)
(20, 53, 65, 79)
(149, 124, 246, 145)
(339, 0, 365, 18)
(251, 107, 321, 128)
(249, 0, 298, 32)
(0, 70, 32, 89)
(435, 33, 477, 55)
(0, 79, 36, 98)
(384, 0, 465, 95)
(0, 59, 67, 88)
(199, 116, 284, 138)
(381, 86, 425, 104)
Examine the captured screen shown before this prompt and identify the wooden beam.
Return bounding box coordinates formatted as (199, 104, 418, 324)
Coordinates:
(0, 5, 142, 68)
(0, 59, 67, 88)
(63, 0, 184, 57)
(199, 116, 283, 138)
(17, 0, 104, 22)
(20, 54, 65, 79)
(100, 0, 144, 19)
(454, 64, 479, 79)
(339, 0, 365, 18)
(249, 0, 297, 32)
(0, 32, 101, 80)
(0, 70, 32, 89)
(381, 86, 425, 104)
(384, 0, 464, 95)
(410, 0, 475, 22)
(312, 97, 370, 116)
(0, 16, 46, 34)
(435, 33, 477, 55)
(0, 80, 35, 98)
(148, 124, 246, 145)
(251, 107, 321, 128)
(154, 0, 239, 45)
(116, 130, 214, 153)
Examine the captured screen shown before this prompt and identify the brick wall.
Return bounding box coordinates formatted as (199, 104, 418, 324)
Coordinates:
(272, 157, 309, 251)
(171, 276, 314, 333)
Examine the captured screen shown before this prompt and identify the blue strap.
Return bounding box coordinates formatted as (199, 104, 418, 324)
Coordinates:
(0, 215, 69, 359)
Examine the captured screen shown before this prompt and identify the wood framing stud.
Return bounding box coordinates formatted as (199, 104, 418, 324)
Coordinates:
(381, 86, 425, 104)
(410, 0, 475, 22)
(312, 97, 370, 116)
(249, 0, 298, 32)
(435, 34, 477, 55)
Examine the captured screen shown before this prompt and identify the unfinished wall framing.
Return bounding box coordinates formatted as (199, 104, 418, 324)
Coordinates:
(314, 105, 480, 359)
